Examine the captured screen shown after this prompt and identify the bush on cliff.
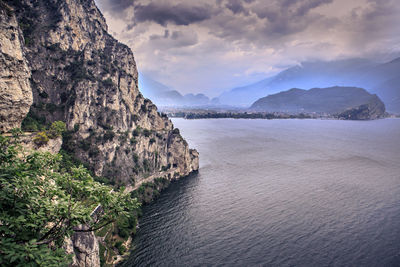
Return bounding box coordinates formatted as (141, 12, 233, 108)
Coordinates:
(0, 134, 139, 266)
(47, 121, 66, 139)
(33, 131, 49, 146)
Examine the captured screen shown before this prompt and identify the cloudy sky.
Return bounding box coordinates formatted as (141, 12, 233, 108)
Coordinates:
(95, 0, 400, 97)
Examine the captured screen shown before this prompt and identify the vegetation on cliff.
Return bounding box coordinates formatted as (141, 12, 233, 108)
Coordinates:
(0, 133, 139, 266)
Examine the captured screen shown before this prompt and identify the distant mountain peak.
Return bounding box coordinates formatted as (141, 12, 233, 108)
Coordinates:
(387, 57, 400, 64)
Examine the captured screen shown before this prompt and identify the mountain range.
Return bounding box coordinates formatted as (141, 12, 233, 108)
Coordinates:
(141, 57, 399, 113)
(139, 74, 218, 107)
(219, 58, 400, 113)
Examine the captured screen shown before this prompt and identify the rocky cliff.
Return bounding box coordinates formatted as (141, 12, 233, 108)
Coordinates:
(3, 0, 198, 186)
(0, 0, 199, 266)
(0, 4, 32, 131)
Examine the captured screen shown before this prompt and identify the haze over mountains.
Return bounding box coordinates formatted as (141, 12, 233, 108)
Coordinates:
(139, 74, 219, 107)
(220, 57, 400, 113)
(141, 57, 400, 114)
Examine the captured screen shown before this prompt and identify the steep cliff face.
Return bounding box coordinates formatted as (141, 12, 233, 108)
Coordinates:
(63, 226, 100, 267)
(7, 0, 198, 185)
(0, 4, 33, 132)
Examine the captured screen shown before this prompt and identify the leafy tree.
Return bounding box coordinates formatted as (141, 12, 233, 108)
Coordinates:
(0, 134, 139, 266)
(47, 121, 66, 139)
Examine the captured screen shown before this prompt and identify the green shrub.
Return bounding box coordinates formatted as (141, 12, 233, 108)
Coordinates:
(132, 127, 141, 137)
(45, 103, 59, 114)
(99, 243, 106, 266)
(143, 129, 151, 137)
(10, 128, 23, 138)
(103, 130, 115, 142)
(130, 138, 137, 145)
(21, 110, 47, 132)
(94, 176, 113, 185)
(73, 123, 80, 133)
(89, 147, 100, 157)
(39, 91, 48, 98)
(143, 159, 151, 172)
(33, 131, 49, 146)
(118, 131, 128, 143)
(102, 78, 114, 87)
(132, 115, 139, 122)
(161, 165, 169, 172)
(79, 139, 91, 151)
(114, 241, 124, 253)
(47, 121, 66, 139)
(132, 153, 139, 163)
(64, 60, 88, 81)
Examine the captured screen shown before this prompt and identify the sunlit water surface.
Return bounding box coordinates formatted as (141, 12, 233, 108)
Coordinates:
(124, 119, 400, 266)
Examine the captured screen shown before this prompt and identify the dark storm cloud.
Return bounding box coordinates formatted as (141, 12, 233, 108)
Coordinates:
(133, 3, 215, 26)
(99, 0, 333, 38)
(204, 0, 335, 43)
(148, 29, 199, 48)
(293, 0, 333, 16)
(252, 0, 333, 20)
(345, 0, 400, 48)
(225, 0, 248, 15)
(96, 0, 135, 14)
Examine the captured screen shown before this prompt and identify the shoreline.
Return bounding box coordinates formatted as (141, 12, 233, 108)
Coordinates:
(106, 170, 199, 266)
(168, 114, 397, 121)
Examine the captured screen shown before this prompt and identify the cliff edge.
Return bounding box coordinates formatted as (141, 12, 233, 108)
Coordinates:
(0, 4, 32, 131)
(2, 0, 198, 186)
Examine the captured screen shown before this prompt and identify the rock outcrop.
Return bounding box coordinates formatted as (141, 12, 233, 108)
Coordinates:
(19, 133, 63, 154)
(336, 95, 386, 120)
(5, 0, 198, 186)
(64, 226, 101, 267)
(0, 4, 33, 132)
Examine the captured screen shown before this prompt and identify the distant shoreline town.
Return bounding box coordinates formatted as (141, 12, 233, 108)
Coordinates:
(163, 108, 399, 121)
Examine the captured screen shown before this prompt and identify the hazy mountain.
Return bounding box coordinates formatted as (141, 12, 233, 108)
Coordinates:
(368, 58, 400, 113)
(138, 74, 184, 105)
(250, 86, 385, 119)
(220, 58, 400, 113)
(183, 93, 210, 105)
(139, 74, 215, 107)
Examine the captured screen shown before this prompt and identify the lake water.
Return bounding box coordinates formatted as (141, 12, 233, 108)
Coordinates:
(124, 119, 400, 266)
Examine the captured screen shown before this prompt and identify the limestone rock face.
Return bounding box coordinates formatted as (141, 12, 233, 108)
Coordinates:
(64, 226, 100, 267)
(19, 134, 63, 154)
(0, 5, 33, 131)
(8, 0, 199, 185)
